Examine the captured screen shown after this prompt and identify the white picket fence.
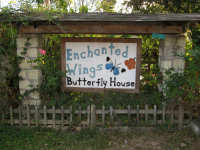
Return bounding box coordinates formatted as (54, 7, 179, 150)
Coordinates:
(0, 104, 191, 128)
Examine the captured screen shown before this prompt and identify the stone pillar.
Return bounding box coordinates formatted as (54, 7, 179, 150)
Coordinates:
(17, 34, 42, 105)
(159, 34, 185, 77)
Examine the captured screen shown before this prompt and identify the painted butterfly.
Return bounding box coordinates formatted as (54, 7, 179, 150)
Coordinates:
(105, 57, 126, 75)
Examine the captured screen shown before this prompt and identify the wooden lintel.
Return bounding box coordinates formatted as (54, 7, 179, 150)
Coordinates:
(19, 22, 183, 34)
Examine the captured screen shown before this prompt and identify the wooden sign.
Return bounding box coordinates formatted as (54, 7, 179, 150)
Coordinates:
(61, 38, 141, 93)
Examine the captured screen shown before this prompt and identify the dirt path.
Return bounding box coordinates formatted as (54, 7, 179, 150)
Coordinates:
(104, 128, 200, 150)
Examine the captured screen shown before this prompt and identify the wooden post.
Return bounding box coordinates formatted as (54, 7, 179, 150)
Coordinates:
(178, 105, 184, 129)
(90, 104, 96, 128)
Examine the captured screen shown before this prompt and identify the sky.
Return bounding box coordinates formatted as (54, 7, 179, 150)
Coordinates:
(0, 0, 129, 13)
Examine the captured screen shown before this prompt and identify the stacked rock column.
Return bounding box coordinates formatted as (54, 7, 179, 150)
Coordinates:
(159, 34, 186, 78)
(159, 34, 186, 129)
(17, 34, 42, 105)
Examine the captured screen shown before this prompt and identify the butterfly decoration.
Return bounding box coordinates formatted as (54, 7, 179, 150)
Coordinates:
(124, 58, 136, 70)
(105, 57, 126, 75)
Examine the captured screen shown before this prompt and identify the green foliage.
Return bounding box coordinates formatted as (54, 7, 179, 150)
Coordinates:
(163, 43, 200, 105)
(97, 0, 116, 12)
(124, 0, 200, 13)
(140, 35, 161, 92)
(0, 23, 20, 110)
(0, 125, 109, 150)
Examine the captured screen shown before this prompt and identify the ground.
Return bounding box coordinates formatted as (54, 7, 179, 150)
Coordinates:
(0, 125, 199, 150)
(105, 127, 200, 150)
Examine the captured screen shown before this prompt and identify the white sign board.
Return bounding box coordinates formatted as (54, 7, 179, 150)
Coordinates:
(61, 38, 141, 93)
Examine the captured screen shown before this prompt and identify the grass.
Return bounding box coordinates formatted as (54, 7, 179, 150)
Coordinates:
(0, 125, 199, 150)
(0, 125, 110, 150)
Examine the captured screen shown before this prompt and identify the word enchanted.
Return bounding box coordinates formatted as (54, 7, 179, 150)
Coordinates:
(66, 43, 129, 61)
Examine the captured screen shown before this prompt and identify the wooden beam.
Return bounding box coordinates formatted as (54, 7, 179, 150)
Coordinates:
(19, 22, 183, 34)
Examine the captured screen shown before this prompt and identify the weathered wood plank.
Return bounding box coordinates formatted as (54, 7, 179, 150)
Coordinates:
(19, 22, 183, 34)
(7, 13, 200, 22)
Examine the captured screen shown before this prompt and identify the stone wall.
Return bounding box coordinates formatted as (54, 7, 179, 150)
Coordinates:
(17, 34, 41, 105)
(159, 34, 185, 76)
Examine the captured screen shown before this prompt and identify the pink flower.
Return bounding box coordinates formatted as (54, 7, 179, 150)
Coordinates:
(39, 49, 46, 55)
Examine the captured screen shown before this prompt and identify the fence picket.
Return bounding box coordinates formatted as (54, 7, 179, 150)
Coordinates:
(70, 106, 72, 125)
(61, 106, 64, 128)
(35, 106, 39, 127)
(136, 105, 139, 123)
(18, 106, 22, 126)
(2, 104, 189, 128)
(79, 106, 81, 121)
(87, 105, 90, 126)
(52, 106, 56, 128)
(110, 106, 113, 126)
(43, 105, 47, 127)
(90, 104, 96, 128)
(153, 105, 157, 125)
(170, 108, 174, 124)
(27, 105, 30, 127)
(2, 111, 5, 122)
(145, 104, 148, 122)
(102, 105, 105, 126)
(128, 105, 131, 125)
(10, 106, 13, 125)
(178, 105, 184, 129)
(162, 104, 166, 123)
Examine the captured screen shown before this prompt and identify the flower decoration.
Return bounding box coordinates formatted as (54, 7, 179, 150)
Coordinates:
(124, 58, 136, 70)
(39, 49, 46, 55)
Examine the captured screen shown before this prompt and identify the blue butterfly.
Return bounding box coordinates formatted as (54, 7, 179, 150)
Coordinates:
(105, 57, 126, 76)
